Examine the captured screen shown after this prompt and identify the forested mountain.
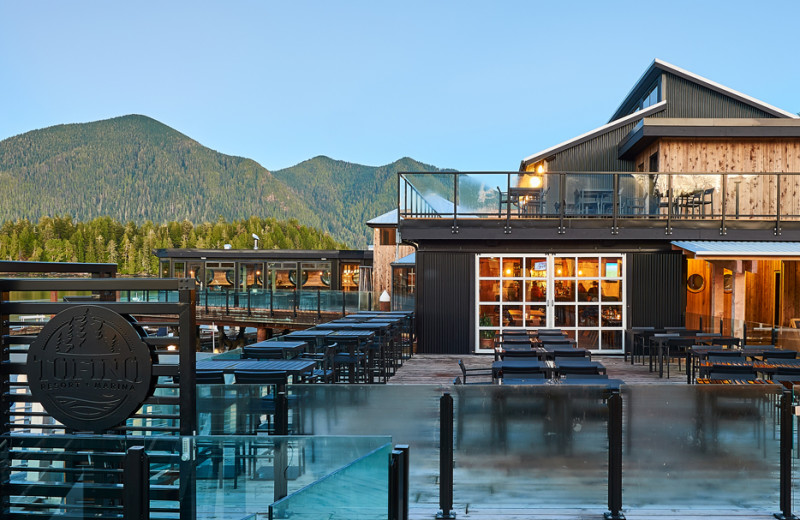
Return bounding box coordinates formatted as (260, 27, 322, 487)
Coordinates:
(0, 115, 464, 247)
(272, 156, 455, 246)
(0, 216, 345, 275)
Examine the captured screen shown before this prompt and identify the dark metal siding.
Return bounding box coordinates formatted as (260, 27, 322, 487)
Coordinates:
(546, 123, 638, 172)
(661, 73, 779, 119)
(416, 251, 474, 354)
(628, 251, 685, 328)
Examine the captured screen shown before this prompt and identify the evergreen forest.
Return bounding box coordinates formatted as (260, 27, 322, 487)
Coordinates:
(0, 216, 346, 276)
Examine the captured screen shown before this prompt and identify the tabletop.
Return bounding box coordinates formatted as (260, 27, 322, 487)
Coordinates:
(196, 358, 317, 376)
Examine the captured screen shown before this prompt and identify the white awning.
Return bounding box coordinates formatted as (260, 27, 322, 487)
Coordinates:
(671, 241, 800, 259)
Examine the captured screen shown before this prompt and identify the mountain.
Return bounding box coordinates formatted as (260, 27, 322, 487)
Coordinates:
(0, 115, 472, 248)
(272, 156, 454, 247)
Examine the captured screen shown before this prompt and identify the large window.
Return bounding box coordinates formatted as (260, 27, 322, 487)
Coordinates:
(476, 254, 625, 353)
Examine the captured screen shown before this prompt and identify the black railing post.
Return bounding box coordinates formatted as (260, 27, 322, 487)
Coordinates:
(666, 174, 673, 235)
(342, 290, 347, 316)
(293, 287, 298, 317)
(775, 387, 796, 520)
(558, 173, 566, 234)
(317, 289, 321, 320)
(452, 172, 459, 234)
(611, 173, 619, 234)
(437, 392, 456, 519)
(775, 173, 783, 236)
(123, 446, 149, 520)
(368, 291, 373, 311)
(247, 288, 252, 316)
(742, 322, 747, 345)
(274, 391, 290, 502)
(773, 327, 779, 346)
(721, 173, 727, 236)
(270, 288, 274, 317)
(225, 288, 230, 315)
(605, 390, 625, 520)
(204, 288, 208, 313)
(389, 444, 409, 520)
(699, 316, 703, 332)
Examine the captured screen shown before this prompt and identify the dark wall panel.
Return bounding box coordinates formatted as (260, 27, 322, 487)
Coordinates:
(629, 251, 685, 328)
(548, 122, 639, 172)
(662, 73, 778, 119)
(417, 251, 474, 354)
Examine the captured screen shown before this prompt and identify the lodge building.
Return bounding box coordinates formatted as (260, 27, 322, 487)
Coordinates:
(397, 59, 800, 355)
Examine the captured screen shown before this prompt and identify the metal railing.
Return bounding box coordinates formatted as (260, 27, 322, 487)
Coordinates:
(398, 171, 800, 236)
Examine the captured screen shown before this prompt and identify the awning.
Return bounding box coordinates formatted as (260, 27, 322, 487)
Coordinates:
(671, 240, 800, 260)
(391, 252, 416, 267)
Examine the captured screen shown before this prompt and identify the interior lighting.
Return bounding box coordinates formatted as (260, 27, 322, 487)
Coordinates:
(166, 344, 177, 351)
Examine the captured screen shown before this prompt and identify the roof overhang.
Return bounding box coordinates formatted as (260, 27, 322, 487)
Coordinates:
(671, 240, 800, 260)
(391, 252, 416, 266)
(619, 118, 800, 160)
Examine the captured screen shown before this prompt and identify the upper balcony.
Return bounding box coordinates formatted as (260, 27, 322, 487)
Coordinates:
(397, 171, 800, 242)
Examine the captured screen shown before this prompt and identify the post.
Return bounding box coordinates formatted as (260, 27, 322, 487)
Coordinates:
(225, 288, 230, 315)
(270, 288, 274, 317)
(123, 446, 149, 520)
(247, 287, 252, 316)
(605, 390, 625, 520)
(342, 289, 347, 316)
(699, 316, 703, 332)
(293, 287, 298, 317)
(742, 322, 747, 345)
(611, 173, 619, 234)
(437, 393, 456, 519)
(368, 291, 373, 312)
(452, 172, 459, 234)
(204, 288, 208, 313)
(773, 327, 779, 346)
(775, 173, 782, 236)
(775, 387, 796, 520)
(720, 173, 727, 235)
(273, 391, 290, 502)
(389, 445, 409, 520)
(317, 289, 321, 320)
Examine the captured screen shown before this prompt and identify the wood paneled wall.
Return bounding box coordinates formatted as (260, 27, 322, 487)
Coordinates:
(782, 261, 800, 327)
(685, 259, 711, 329)
(744, 260, 781, 326)
(372, 227, 414, 296)
(657, 138, 800, 217)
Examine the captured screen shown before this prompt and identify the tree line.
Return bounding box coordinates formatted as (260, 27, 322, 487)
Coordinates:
(0, 216, 348, 275)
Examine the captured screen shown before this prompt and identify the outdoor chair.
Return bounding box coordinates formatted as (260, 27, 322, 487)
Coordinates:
(458, 359, 494, 383)
(332, 343, 367, 383)
(300, 343, 337, 383)
(196, 370, 226, 384)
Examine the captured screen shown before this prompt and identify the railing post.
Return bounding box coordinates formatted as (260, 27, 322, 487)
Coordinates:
(204, 288, 208, 313)
(368, 291, 373, 311)
(773, 327, 779, 346)
(558, 173, 566, 234)
(293, 287, 298, 317)
(342, 290, 347, 316)
(505, 172, 512, 234)
(270, 288, 274, 317)
(389, 444, 409, 520)
(123, 446, 149, 520)
(247, 288, 252, 316)
(666, 174, 673, 235)
(605, 389, 625, 520)
(437, 392, 456, 519)
(742, 322, 747, 345)
(775, 387, 796, 520)
(317, 289, 321, 320)
(611, 173, 619, 234)
(452, 172, 459, 234)
(225, 287, 230, 315)
(720, 173, 727, 236)
(775, 173, 783, 236)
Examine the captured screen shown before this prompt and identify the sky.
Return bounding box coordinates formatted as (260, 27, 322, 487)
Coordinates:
(1, 1, 799, 173)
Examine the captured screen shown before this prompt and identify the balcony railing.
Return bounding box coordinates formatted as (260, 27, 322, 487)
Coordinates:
(398, 171, 800, 235)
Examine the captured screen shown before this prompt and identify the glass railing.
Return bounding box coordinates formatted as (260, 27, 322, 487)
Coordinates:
(119, 288, 376, 314)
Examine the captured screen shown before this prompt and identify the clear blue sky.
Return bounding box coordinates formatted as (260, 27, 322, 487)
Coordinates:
(1, 1, 798, 172)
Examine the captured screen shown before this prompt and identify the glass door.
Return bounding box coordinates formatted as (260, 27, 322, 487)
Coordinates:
(476, 253, 625, 353)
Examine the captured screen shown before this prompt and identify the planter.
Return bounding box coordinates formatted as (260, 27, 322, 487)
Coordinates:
(479, 337, 494, 349)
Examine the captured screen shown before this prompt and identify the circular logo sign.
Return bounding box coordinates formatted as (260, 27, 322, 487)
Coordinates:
(26, 305, 154, 432)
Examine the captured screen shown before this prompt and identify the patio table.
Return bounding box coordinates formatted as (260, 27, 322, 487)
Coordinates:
(282, 329, 334, 349)
(243, 340, 308, 359)
(327, 329, 377, 383)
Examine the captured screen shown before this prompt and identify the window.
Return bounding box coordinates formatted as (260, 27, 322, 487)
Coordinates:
(379, 228, 397, 246)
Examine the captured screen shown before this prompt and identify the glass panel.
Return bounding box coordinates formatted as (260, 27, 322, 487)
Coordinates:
(578, 304, 599, 326)
(554, 280, 575, 302)
(525, 305, 546, 327)
(503, 305, 523, 327)
(601, 329, 621, 350)
(525, 257, 548, 277)
(577, 258, 599, 277)
(159, 260, 170, 277)
(341, 262, 360, 292)
(268, 262, 297, 290)
(576, 329, 599, 349)
(624, 385, 781, 510)
(479, 280, 500, 302)
(502, 257, 523, 278)
(601, 257, 622, 278)
(301, 262, 331, 290)
(525, 280, 547, 302)
(502, 280, 522, 302)
(601, 280, 622, 302)
(624, 173, 660, 217)
(553, 257, 575, 277)
(453, 385, 609, 509)
(577, 281, 599, 302)
(601, 305, 623, 327)
(173, 261, 186, 278)
(206, 263, 234, 288)
(479, 257, 500, 277)
(479, 305, 500, 327)
(554, 305, 575, 327)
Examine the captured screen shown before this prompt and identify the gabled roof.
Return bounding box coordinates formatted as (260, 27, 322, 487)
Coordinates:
(367, 209, 399, 228)
(609, 59, 798, 122)
(520, 100, 667, 169)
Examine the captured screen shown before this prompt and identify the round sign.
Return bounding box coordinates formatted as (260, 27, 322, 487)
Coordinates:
(26, 305, 154, 432)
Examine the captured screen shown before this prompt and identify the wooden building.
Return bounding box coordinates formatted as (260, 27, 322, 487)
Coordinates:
(396, 59, 800, 354)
